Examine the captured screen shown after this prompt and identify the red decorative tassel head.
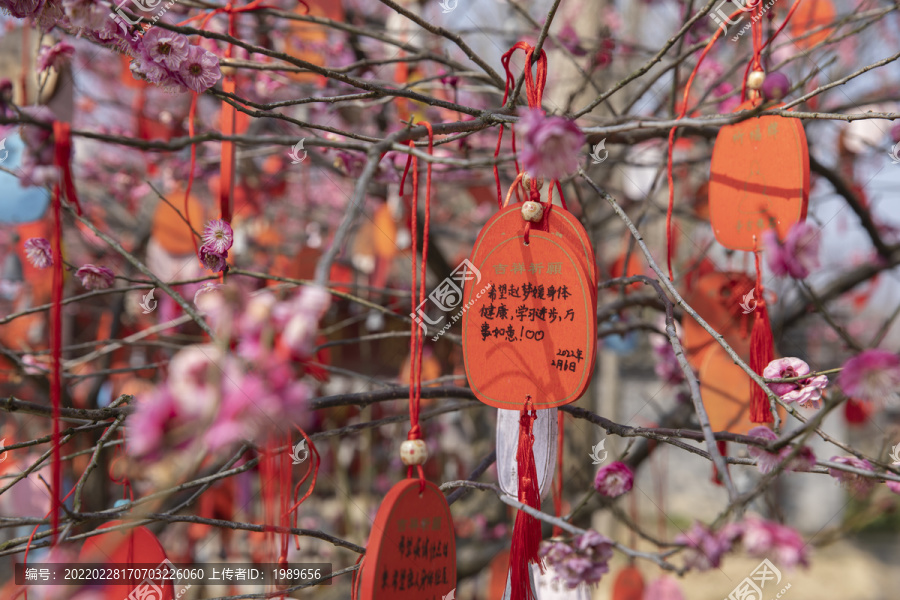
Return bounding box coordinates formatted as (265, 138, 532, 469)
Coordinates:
(508, 398, 543, 600)
(750, 251, 774, 423)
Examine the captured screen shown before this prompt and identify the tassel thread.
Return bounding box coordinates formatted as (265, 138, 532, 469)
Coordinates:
(508, 399, 543, 600)
(750, 248, 774, 423)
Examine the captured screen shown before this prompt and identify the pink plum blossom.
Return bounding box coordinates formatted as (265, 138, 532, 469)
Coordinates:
(739, 517, 808, 568)
(75, 264, 115, 290)
(675, 522, 737, 570)
(142, 28, 190, 70)
(828, 455, 876, 495)
(281, 286, 332, 357)
(763, 357, 828, 409)
(202, 218, 234, 254)
(178, 45, 222, 93)
(538, 530, 613, 588)
(516, 108, 585, 181)
(37, 41, 75, 73)
(747, 426, 817, 475)
(194, 281, 223, 307)
(886, 480, 900, 495)
(593, 461, 633, 498)
(837, 349, 900, 406)
(199, 244, 228, 273)
(643, 576, 684, 600)
(762, 222, 821, 279)
(23, 237, 52, 269)
(127, 387, 180, 458)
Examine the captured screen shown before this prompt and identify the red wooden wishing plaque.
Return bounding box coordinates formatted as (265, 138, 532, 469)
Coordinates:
(612, 565, 645, 600)
(358, 479, 456, 600)
(77, 521, 175, 600)
(709, 101, 809, 251)
(681, 271, 754, 370)
(699, 344, 784, 434)
(492, 203, 597, 303)
(462, 228, 596, 410)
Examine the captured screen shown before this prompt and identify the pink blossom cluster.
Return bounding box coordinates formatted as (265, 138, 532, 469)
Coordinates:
(516, 108, 585, 181)
(827, 455, 876, 495)
(747, 426, 816, 475)
(23, 237, 53, 269)
(131, 29, 221, 94)
(199, 219, 234, 273)
(538, 530, 614, 589)
(763, 222, 821, 279)
(763, 357, 828, 409)
(837, 349, 900, 407)
(127, 284, 331, 458)
(677, 517, 808, 571)
(593, 461, 634, 498)
(75, 264, 115, 289)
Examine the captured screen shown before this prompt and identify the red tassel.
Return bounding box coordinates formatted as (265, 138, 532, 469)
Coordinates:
(508, 401, 542, 600)
(711, 440, 728, 486)
(749, 250, 774, 423)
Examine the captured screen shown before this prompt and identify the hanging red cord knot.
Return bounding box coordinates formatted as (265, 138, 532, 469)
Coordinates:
(407, 423, 422, 441)
(508, 396, 543, 600)
(750, 248, 775, 423)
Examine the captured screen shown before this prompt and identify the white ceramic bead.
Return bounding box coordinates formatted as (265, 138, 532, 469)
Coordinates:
(522, 172, 544, 191)
(521, 201, 544, 223)
(400, 439, 428, 465)
(747, 70, 766, 90)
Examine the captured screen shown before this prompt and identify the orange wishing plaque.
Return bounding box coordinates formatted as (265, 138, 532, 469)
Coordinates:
(462, 228, 596, 410)
(699, 345, 784, 434)
(709, 101, 809, 251)
(681, 271, 754, 370)
(358, 479, 456, 600)
(492, 203, 598, 299)
(77, 521, 175, 600)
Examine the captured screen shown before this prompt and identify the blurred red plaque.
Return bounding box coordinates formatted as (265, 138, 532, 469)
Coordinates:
(358, 479, 456, 600)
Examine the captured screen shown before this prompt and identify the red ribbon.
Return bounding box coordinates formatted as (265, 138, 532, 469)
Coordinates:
(401, 121, 435, 490)
(509, 398, 543, 600)
(46, 121, 82, 544)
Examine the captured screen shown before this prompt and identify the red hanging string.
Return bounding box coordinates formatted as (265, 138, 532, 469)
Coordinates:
(508, 397, 542, 600)
(46, 121, 83, 545)
(184, 93, 201, 261)
(288, 426, 320, 546)
(494, 42, 547, 207)
(711, 440, 729, 486)
(741, 0, 805, 101)
(406, 122, 434, 490)
(664, 8, 743, 281)
(220, 75, 237, 222)
(750, 242, 774, 423)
